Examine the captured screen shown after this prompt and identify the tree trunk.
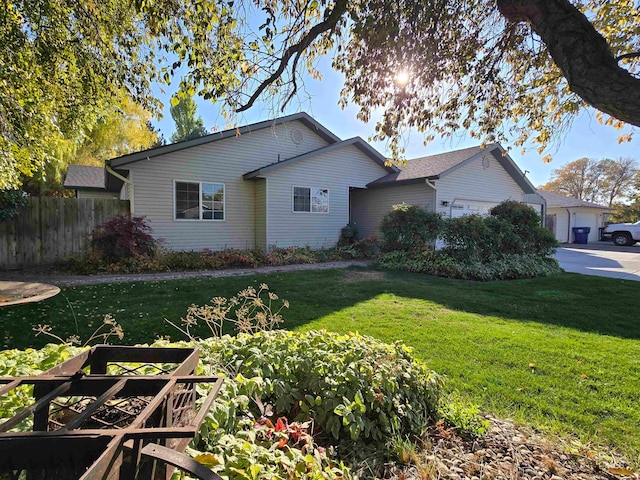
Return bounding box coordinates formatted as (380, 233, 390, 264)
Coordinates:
(497, 0, 640, 127)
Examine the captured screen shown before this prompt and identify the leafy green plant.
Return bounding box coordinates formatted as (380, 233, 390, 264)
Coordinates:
(1, 330, 442, 478)
(194, 330, 442, 454)
(380, 203, 443, 252)
(377, 251, 562, 281)
(0, 190, 27, 221)
(490, 200, 558, 256)
(438, 396, 490, 438)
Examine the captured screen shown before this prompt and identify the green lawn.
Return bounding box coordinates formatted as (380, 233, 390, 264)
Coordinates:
(1, 268, 639, 462)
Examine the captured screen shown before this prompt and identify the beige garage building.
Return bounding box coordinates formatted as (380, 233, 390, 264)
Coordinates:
(537, 190, 611, 243)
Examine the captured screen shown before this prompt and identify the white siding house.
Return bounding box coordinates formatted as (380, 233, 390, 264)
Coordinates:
(352, 144, 544, 238)
(65, 114, 545, 251)
(102, 113, 396, 251)
(434, 150, 530, 217)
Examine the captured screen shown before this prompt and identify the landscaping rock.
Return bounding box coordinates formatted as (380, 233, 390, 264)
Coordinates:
(390, 415, 638, 480)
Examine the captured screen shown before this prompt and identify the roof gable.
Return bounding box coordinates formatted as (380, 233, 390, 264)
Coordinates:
(367, 144, 536, 194)
(243, 137, 397, 179)
(109, 112, 340, 168)
(537, 189, 611, 209)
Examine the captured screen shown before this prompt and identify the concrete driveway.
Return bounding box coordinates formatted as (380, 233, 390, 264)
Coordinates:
(555, 244, 640, 281)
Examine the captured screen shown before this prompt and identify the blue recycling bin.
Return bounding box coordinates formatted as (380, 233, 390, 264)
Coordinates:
(572, 227, 590, 244)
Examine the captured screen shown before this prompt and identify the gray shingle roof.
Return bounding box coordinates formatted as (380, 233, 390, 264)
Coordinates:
(367, 145, 488, 185)
(64, 165, 106, 189)
(537, 189, 610, 209)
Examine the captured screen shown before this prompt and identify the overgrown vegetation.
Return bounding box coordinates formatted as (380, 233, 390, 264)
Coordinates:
(380, 203, 443, 252)
(377, 201, 560, 281)
(378, 250, 561, 281)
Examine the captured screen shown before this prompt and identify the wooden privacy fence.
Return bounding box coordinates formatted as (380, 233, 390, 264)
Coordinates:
(0, 197, 129, 270)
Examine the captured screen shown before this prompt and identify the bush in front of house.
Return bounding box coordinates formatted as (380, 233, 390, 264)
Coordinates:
(489, 200, 558, 256)
(62, 239, 380, 274)
(439, 214, 525, 261)
(377, 201, 561, 280)
(379, 203, 443, 252)
(90, 214, 158, 263)
(378, 250, 562, 281)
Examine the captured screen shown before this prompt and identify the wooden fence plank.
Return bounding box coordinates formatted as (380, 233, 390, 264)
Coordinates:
(0, 198, 129, 270)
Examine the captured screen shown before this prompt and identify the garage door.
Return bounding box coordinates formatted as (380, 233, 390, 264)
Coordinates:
(450, 201, 498, 218)
(575, 212, 600, 242)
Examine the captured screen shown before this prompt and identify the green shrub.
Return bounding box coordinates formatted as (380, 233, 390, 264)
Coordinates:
(0, 190, 27, 222)
(489, 200, 542, 234)
(195, 331, 442, 449)
(377, 250, 562, 281)
(380, 203, 443, 252)
(440, 215, 525, 261)
(490, 200, 558, 256)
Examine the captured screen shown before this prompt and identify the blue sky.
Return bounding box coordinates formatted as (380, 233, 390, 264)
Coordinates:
(152, 56, 638, 188)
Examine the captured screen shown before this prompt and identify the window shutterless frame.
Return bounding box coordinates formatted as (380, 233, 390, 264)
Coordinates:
(291, 185, 329, 214)
(173, 180, 226, 221)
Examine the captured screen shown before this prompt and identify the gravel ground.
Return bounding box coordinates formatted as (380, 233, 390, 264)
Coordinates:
(391, 416, 638, 480)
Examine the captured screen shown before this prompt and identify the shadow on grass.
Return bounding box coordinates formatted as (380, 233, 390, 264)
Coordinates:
(0, 265, 638, 350)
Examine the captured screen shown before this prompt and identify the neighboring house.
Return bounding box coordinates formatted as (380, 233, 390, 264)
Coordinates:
(537, 189, 611, 243)
(64, 113, 545, 251)
(64, 165, 122, 199)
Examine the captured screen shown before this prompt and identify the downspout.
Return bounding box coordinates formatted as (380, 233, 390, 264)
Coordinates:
(566, 209, 571, 244)
(425, 179, 437, 210)
(106, 163, 134, 214)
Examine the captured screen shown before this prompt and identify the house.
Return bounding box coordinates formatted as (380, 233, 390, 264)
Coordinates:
(64, 113, 545, 251)
(351, 144, 545, 238)
(64, 165, 122, 199)
(536, 189, 611, 243)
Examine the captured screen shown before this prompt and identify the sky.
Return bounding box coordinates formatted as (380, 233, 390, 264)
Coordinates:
(151, 56, 638, 188)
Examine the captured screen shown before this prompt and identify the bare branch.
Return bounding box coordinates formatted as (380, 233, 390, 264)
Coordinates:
(236, 0, 347, 113)
(616, 52, 640, 62)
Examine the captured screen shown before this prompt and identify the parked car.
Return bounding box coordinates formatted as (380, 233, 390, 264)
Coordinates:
(603, 221, 640, 246)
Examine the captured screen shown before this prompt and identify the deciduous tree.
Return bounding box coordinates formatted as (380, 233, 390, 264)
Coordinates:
(540, 157, 638, 206)
(2, 0, 640, 189)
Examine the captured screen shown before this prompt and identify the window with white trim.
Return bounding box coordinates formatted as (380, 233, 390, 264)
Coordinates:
(175, 181, 224, 220)
(293, 186, 329, 213)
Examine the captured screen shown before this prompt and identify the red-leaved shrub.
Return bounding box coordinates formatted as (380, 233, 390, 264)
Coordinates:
(91, 215, 158, 263)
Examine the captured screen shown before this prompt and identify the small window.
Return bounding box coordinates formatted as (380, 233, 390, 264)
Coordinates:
(293, 186, 329, 213)
(175, 181, 224, 220)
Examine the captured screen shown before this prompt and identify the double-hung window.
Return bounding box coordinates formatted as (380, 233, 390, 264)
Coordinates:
(175, 181, 224, 220)
(293, 186, 329, 213)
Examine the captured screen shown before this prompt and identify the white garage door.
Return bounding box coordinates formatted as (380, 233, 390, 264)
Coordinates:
(450, 201, 498, 218)
(575, 212, 600, 242)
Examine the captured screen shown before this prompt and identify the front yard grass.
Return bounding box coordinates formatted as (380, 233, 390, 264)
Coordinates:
(1, 268, 639, 462)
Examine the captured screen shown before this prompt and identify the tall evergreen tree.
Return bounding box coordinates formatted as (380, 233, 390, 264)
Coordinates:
(169, 91, 208, 143)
